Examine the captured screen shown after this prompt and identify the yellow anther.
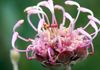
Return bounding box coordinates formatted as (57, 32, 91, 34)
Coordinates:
(43, 23, 50, 29)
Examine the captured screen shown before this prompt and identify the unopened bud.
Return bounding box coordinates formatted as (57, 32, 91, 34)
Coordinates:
(10, 49, 20, 62)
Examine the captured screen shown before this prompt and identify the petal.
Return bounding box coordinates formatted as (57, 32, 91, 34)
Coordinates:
(64, 12, 74, 24)
(37, 0, 54, 24)
(54, 5, 65, 25)
(13, 20, 24, 32)
(25, 6, 45, 19)
(65, 1, 80, 8)
(48, 0, 54, 13)
(12, 32, 19, 48)
(27, 9, 44, 15)
(26, 45, 35, 60)
(77, 28, 92, 40)
(89, 20, 98, 39)
(26, 6, 50, 25)
(78, 7, 94, 16)
(90, 43, 94, 55)
(12, 32, 26, 52)
(25, 6, 45, 15)
(54, 5, 65, 13)
(24, 6, 33, 12)
(37, 1, 54, 13)
(37, 1, 49, 8)
(65, 1, 81, 25)
(88, 15, 100, 24)
(47, 48, 55, 63)
(38, 19, 44, 33)
(27, 14, 38, 31)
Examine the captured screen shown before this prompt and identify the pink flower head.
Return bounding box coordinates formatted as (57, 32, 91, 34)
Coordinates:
(12, 0, 100, 66)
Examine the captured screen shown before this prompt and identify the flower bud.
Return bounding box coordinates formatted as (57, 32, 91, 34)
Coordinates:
(10, 49, 20, 62)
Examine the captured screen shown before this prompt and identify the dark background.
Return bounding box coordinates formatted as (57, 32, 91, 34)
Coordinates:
(0, 0, 100, 70)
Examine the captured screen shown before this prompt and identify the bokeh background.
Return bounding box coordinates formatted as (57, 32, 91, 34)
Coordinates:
(0, 0, 100, 70)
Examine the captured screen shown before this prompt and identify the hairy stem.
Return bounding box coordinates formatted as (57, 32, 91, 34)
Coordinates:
(43, 64, 71, 70)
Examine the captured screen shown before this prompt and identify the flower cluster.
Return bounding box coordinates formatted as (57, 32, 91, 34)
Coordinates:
(12, 0, 100, 66)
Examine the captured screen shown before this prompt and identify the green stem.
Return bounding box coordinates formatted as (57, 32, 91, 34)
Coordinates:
(12, 61, 18, 70)
(44, 64, 71, 70)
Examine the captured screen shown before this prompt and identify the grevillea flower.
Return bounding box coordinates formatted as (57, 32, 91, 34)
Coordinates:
(12, 0, 100, 68)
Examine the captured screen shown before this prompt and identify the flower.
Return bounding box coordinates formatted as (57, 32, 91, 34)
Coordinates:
(12, 0, 100, 66)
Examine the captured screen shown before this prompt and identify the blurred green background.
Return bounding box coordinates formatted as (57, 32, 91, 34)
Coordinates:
(0, 0, 100, 70)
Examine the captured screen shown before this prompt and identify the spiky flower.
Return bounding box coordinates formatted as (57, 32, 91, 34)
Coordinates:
(12, 0, 100, 69)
